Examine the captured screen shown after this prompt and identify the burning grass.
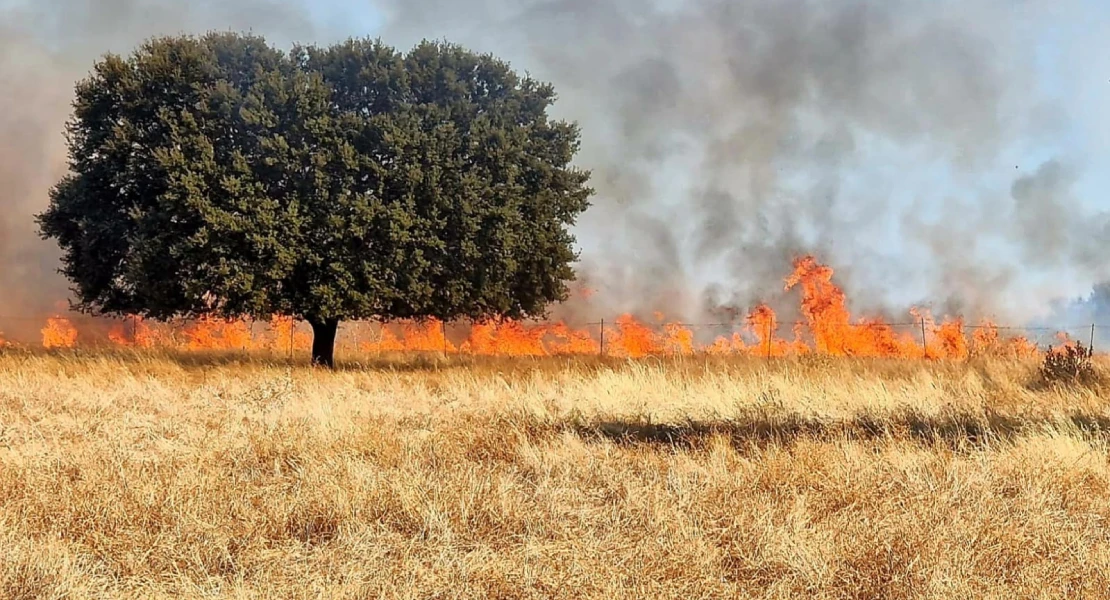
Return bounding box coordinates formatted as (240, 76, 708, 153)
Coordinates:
(10, 256, 1051, 361)
(3, 351, 1110, 598)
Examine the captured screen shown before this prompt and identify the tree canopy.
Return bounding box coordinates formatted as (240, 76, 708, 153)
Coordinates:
(38, 32, 593, 366)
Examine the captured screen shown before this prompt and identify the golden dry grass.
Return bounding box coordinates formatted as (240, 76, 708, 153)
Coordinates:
(3, 350, 1110, 598)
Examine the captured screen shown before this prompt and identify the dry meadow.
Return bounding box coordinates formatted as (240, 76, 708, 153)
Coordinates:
(2, 350, 1110, 599)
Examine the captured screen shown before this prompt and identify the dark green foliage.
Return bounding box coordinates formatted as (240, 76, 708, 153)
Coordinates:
(38, 33, 593, 366)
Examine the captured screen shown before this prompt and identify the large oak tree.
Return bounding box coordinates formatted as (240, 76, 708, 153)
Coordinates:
(39, 33, 592, 367)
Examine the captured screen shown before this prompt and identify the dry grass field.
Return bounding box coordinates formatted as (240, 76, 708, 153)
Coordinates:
(3, 350, 1110, 599)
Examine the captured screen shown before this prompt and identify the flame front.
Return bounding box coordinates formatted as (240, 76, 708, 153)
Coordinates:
(787, 257, 921, 357)
(30, 255, 1047, 359)
(108, 316, 162, 348)
(41, 317, 78, 349)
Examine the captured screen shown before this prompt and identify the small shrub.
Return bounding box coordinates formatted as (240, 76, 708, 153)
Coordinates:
(1040, 341, 1097, 386)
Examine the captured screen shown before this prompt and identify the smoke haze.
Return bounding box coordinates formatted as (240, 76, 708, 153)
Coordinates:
(2, 0, 1109, 338)
(372, 0, 1110, 324)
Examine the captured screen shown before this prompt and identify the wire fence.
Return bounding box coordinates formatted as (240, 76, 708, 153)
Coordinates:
(0, 313, 1105, 360)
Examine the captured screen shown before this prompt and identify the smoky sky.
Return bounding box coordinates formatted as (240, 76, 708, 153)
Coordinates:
(372, 0, 1110, 324)
(1, 0, 1108, 335)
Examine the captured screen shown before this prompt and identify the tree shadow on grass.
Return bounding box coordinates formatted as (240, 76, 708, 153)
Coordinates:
(569, 409, 1110, 451)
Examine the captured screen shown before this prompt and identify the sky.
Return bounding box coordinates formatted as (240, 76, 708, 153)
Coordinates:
(2, 0, 1110, 328)
(359, 0, 1110, 323)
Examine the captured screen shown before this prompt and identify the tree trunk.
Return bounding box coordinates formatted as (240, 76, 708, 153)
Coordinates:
(309, 318, 340, 368)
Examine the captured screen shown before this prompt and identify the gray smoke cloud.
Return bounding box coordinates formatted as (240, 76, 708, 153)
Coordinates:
(1, 0, 1108, 340)
(371, 0, 1110, 325)
(1027, 163, 1110, 342)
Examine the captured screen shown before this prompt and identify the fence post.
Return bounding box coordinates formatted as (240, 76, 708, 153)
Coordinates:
(441, 320, 448, 358)
(920, 318, 928, 358)
(765, 320, 772, 359)
(599, 319, 605, 357)
(1091, 324, 1096, 357)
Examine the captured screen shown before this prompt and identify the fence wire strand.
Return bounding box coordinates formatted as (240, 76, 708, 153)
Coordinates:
(1, 313, 1106, 358)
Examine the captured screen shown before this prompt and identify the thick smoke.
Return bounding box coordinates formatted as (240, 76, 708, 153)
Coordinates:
(372, 0, 1109, 325)
(0, 0, 323, 340)
(2, 0, 1107, 338)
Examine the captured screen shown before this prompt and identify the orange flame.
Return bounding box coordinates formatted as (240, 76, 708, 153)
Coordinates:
(42, 317, 78, 349)
(108, 316, 160, 348)
(183, 317, 253, 351)
(26, 255, 1049, 359)
(706, 333, 747, 355)
(787, 257, 920, 357)
(547, 322, 601, 355)
(361, 319, 456, 354)
(268, 315, 312, 353)
(747, 305, 785, 357)
(932, 318, 969, 360)
(664, 322, 695, 355)
(460, 320, 547, 356)
(606, 314, 659, 358)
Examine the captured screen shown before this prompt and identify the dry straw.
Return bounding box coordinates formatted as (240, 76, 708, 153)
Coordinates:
(2, 352, 1110, 598)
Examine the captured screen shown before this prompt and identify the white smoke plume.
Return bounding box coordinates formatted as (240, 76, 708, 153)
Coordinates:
(2, 0, 1109, 339)
(371, 0, 1110, 325)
